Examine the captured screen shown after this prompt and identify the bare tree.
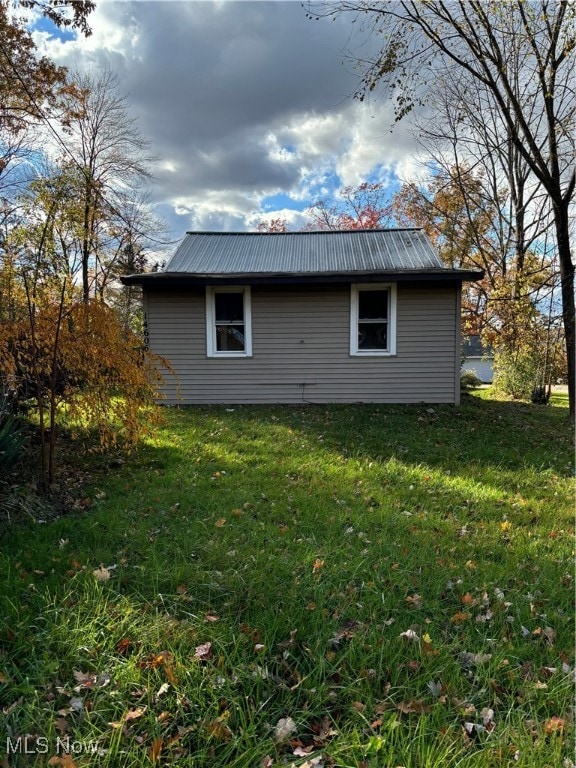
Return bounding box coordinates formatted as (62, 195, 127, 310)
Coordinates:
(61, 67, 160, 302)
(311, 0, 576, 414)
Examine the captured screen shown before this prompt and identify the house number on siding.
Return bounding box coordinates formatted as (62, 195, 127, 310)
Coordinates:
(143, 313, 149, 350)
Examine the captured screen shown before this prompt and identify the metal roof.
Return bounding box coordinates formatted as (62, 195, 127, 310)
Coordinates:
(165, 229, 444, 275)
(121, 229, 485, 286)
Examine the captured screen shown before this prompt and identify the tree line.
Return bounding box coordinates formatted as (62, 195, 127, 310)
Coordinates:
(306, 0, 574, 414)
(0, 1, 168, 492)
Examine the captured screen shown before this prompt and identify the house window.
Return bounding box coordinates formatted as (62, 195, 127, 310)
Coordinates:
(206, 286, 252, 357)
(350, 283, 397, 356)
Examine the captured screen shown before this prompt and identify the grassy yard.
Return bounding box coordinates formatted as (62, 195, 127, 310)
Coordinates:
(0, 391, 573, 767)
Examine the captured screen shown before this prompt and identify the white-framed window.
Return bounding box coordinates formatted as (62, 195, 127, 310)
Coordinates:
(350, 283, 397, 356)
(206, 286, 252, 357)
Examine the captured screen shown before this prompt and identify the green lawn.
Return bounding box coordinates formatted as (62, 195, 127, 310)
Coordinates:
(0, 391, 573, 767)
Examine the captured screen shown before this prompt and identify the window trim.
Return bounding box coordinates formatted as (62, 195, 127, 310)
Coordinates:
(350, 283, 397, 356)
(206, 286, 252, 358)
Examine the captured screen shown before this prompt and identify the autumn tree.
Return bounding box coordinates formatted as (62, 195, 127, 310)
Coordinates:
(0, 0, 94, 321)
(255, 183, 393, 233)
(306, 182, 392, 230)
(311, 0, 575, 414)
(0, 277, 169, 489)
(256, 218, 289, 232)
(393, 167, 497, 338)
(0, 0, 94, 178)
(390, 44, 563, 395)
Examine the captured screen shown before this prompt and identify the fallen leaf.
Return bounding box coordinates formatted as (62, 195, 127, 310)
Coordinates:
(463, 721, 485, 740)
(116, 637, 133, 655)
(149, 737, 163, 763)
(155, 683, 170, 700)
(92, 565, 110, 582)
(215, 518, 226, 527)
(194, 642, 213, 661)
(54, 717, 69, 735)
(460, 592, 478, 607)
(127, 705, 148, 720)
(395, 700, 430, 715)
(310, 715, 337, 745)
(73, 670, 110, 691)
(208, 716, 233, 742)
(296, 758, 324, 768)
(544, 716, 565, 734)
(109, 705, 147, 728)
(274, 716, 297, 743)
(427, 680, 443, 698)
(450, 611, 471, 624)
(405, 594, 423, 609)
(480, 707, 495, 726)
(48, 756, 77, 768)
(313, 558, 325, 573)
(329, 620, 361, 646)
(458, 652, 492, 668)
(69, 697, 83, 712)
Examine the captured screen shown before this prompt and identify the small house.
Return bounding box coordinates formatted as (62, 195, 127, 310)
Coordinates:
(121, 229, 483, 404)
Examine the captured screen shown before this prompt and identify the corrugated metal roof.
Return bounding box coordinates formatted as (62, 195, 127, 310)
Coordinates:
(164, 229, 444, 275)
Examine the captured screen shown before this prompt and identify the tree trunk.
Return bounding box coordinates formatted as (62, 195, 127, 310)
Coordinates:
(554, 203, 575, 417)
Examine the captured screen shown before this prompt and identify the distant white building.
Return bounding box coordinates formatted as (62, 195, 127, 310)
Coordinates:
(461, 335, 493, 383)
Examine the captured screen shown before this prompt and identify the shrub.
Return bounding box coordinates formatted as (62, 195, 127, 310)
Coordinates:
(492, 348, 538, 400)
(0, 397, 24, 475)
(460, 371, 483, 391)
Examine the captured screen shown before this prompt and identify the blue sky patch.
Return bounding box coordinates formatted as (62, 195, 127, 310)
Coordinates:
(32, 16, 76, 43)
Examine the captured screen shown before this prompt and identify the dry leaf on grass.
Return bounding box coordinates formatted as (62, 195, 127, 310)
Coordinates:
(194, 642, 212, 661)
(544, 716, 565, 734)
(109, 705, 147, 729)
(149, 737, 163, 763)
(92, 565, 110, 582)
(48, 756, 77, 768)
(395, 700, 431, 715)
(274, 716, 297, 743)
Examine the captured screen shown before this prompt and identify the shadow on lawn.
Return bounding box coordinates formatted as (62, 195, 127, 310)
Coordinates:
(0, 395, 572, 768)
(167, 395, 572, 496)
(1, 395, 572, 604)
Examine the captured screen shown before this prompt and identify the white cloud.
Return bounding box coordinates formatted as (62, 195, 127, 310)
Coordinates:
(33, 1, 424, 235)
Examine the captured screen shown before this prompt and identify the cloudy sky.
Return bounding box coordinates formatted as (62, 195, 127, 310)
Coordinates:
(33, 0, 423, 243)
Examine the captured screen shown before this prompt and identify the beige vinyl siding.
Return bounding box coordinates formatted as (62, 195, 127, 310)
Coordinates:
(145, 284, 460, 404)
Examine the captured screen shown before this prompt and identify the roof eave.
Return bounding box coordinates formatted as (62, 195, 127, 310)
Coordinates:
(121, 268, 484, 287)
